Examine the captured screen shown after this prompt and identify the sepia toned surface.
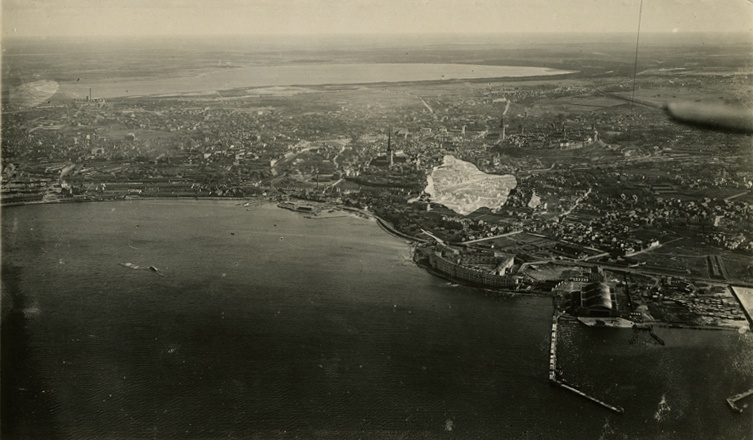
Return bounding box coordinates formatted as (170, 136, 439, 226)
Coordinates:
(3, 1, 753, 439)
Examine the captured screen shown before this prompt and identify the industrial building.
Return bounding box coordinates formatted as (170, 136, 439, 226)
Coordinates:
(574, 282, 618, 317)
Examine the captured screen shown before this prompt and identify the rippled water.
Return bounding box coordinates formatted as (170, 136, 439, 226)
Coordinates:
(2, 200, 751, 439)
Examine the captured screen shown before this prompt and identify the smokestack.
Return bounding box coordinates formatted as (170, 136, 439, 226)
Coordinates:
(89, 88, 92, 101)
(500, 116, 506, 141)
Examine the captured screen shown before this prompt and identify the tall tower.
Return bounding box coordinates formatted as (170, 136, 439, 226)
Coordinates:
(387, 129, 394, 167)
(500, 100, 510, 141)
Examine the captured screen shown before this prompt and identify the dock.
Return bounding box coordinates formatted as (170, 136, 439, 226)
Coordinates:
(549, 312, 624, 414)
(730, 286, 753, 328)
(726, 388, 753, 413)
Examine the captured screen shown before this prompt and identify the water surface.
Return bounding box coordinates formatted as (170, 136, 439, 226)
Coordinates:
(56, 63, 573, 99)
(2, 200, 751, 439)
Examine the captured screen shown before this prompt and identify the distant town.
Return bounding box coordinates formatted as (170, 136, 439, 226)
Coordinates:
(3, 55, 753, 331)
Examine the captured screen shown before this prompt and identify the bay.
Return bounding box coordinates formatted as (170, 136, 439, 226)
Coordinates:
(2, 200, 751, 439)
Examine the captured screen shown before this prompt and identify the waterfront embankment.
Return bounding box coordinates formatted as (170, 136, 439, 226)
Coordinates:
(340, 206, 427, 244)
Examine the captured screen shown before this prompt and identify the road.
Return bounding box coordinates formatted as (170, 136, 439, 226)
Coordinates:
(461, 230, 523, 245)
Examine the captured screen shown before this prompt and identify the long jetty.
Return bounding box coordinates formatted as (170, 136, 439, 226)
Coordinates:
(549, 313, 624, 414)
(726, 388, 753, 413)
(548, 313, 559, 382)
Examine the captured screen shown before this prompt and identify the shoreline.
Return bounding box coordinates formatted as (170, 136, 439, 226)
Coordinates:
(1, 195, 255, 208)
(4, 197, 748, 333)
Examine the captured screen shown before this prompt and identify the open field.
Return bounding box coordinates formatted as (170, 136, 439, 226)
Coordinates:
(634, 239, 753, 283)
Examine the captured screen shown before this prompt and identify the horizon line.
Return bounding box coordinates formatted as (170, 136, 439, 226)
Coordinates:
(3, 30, 752, 40)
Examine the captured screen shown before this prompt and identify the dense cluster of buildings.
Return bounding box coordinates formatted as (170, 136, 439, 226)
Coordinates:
(417, 245, 519, 288)
(3, 75, 752, 304)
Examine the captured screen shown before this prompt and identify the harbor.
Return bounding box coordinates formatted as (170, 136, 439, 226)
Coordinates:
(549, 312, 625, 414)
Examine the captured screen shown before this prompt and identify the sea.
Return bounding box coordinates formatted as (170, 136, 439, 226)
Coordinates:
(2, 200, 752, 439)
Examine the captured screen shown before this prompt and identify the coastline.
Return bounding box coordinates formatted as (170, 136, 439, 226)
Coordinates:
(340, 207, 428, 244)
(4, 197, 749, 333)
(0, 195, 256, 209)
(1, 196, 428, 246)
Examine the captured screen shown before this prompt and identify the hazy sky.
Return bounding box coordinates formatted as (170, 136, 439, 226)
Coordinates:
(3, 0, 752, 38)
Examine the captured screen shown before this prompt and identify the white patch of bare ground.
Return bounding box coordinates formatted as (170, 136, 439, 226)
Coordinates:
(425, 155, 516, 216)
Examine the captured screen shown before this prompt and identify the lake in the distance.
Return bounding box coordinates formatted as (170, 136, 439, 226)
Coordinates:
(2, 200, 752, 439)
(5, 35, 575, 100)
(54, 63, 574, 99)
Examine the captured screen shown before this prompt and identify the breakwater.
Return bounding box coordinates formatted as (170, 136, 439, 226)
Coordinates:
(549, 313, 624, 414)
(726, 388, 753, 413)
(549, 313, 559, 382)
